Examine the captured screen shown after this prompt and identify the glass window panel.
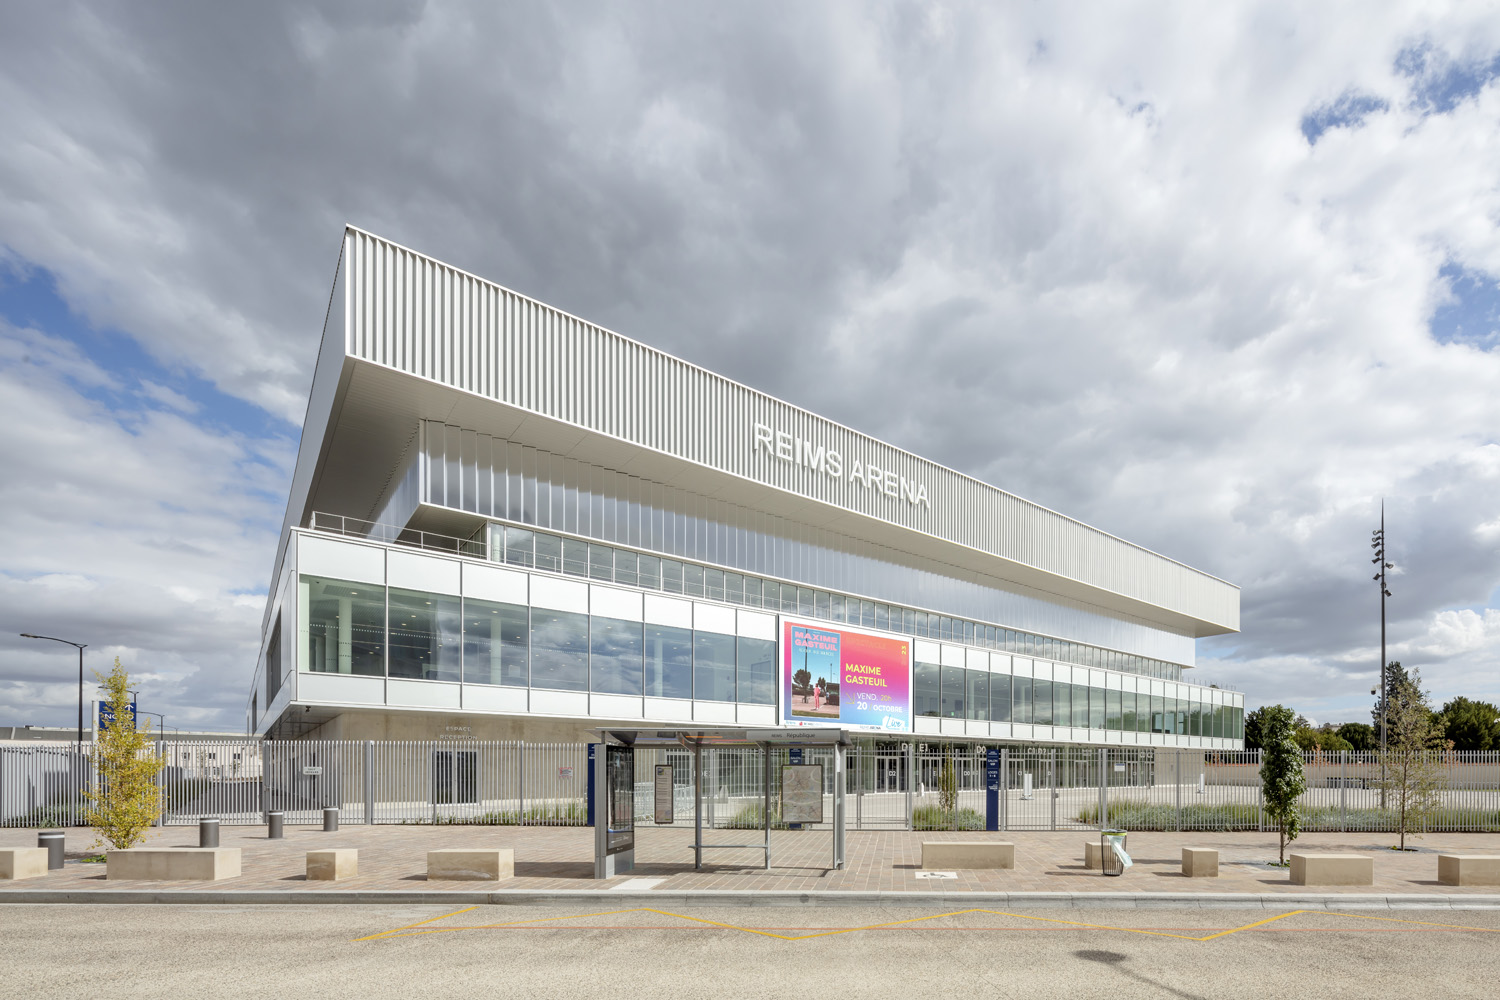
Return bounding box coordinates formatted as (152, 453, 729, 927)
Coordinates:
(301, 575, 385, 676)
(966, 669, 988, 721)
(1122, 690, 1137, 732)
(940, 664, 965, 718)
(861, 601, 875, 628)
(694, 631, 736, 702)
(903, 609, 916, 635)
(831, 594, 845, 622)
(1190, 698, 1203, 737)
(388, 588, 461, 682)
(590, 616, 643, 695)
(724, 573, 744, 605)
(1034, 678, 1054, 725)
(915, 612, 929, 638)
(963, 621, 975, 646)
(462, 597, 528, 687)
(875, 604, 889, 632)
(743, 576, 761, 608)
(1089, 686, 1104, 729)
(989, 673, 1011, 722)
(684, 563, 705, 597)
(614, 550, 638, 587)
(705, 568, 725, 602)
(1012, 675, 1032, 723)
(913, 662, 940, 717)
(815, 591, 831, 619)
(798, 588, 814, 615)
(661, 560, 684, 594)
(587, 543, 613, 581)
(534, 533, 562, 573)
(644, 624, 692, 699)
(530, 610, 589, 691)
(561, 538, 588, 577)
(1054, 682, 1071, 728)
(781, 584, 798, 614)
(504, 527, 534, 568)
(637, 554, 661, 590)
(1151, 693, 1166, 733)
(736, 637, 776, 705)
(1106, 688, 1122, 730)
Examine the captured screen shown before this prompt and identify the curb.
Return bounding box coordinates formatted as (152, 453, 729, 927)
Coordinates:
(2, 889, 1499, 909)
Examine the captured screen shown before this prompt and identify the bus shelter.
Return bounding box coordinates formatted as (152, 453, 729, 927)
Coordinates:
(592, 728, 851, 879)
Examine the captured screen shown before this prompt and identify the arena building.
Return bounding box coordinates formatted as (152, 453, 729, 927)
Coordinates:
(248, 227, 1243, 749)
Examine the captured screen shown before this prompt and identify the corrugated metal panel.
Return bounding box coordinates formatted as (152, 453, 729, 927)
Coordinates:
(341, 228, 1237, 631)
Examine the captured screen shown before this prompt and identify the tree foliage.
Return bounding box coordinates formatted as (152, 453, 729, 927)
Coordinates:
(1436, 697, 1500, 752)
(1243, 706, 1272, 750)
(1258, 704, 1306, 864)
(1377, 667, 1447, 850)
(938, 746, 959, 824)
(1335, 722, 1377, 751)
(83, 658, 164, 850)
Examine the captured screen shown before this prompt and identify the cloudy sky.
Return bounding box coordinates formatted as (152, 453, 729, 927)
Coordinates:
(3, 2, 1498, 734)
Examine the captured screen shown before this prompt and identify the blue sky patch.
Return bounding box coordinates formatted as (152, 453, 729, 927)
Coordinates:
(1431, 262, 1500, 349)
(1301, 91, 1389, 144)
(0, 259, 294, 441)
(1395, 42, 1500, 115)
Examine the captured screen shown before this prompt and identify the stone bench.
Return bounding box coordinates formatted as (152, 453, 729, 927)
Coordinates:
(1289, 853, 1372, 886)
(427, 849, 513, 881)
(921, 841, 1014, 870)
(107, 848, 241, 881)
(1, 848, 49, 880)
(1438, 855, 1500, 887)
(307, 849, 358, 881)
(1181, 847, 1219, 878)
(1084, 840, 1125, 870)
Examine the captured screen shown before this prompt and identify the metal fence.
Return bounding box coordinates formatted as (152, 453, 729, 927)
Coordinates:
(5, 742, 1499, 833)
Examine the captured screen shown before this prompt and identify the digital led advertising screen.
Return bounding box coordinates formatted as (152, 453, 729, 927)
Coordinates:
(781, 620, 911, 732)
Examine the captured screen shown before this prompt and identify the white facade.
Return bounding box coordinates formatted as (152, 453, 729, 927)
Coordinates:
(250, 227, 1244, 747)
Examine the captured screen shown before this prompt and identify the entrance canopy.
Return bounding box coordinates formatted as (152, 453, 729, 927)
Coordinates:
(592, 728, 850, 878)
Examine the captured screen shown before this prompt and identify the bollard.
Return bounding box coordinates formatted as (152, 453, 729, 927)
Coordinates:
(322, 807, 339, 833)
(199, 817, 220, 848)
(267, 811, 284, 840)
(38, 830, 65, 871)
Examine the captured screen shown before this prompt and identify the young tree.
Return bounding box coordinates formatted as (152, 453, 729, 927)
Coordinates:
(83, 658, 164, 849)
(1258, 705, 1306, 864)
(1379, 667, 1446, 850)
(937, 746, 959, 828)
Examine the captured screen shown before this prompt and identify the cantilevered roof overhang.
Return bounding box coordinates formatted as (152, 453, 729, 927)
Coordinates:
(270, 227, 1240, 641)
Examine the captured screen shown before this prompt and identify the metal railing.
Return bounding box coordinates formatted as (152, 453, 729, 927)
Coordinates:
(309, 512, 486, 560)
(6, 742, 1499, 832)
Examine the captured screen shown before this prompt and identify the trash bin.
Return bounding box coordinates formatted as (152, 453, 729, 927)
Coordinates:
(38, 830, 65, 870)
(1101, 829, 1130, 877)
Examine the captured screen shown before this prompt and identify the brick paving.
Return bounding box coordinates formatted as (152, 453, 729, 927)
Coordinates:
(2, 824, 1497, 895)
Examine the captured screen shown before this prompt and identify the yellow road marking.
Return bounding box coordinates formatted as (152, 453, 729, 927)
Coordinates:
(352, 905, 479, 942)
(356, 906, 1500, 944)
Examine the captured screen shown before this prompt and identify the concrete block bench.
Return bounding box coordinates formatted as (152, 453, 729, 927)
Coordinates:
(1, 848, 49, 880)
(1181, 847, 1219, 878)
(1289, 853, 1372, 886)
(921, 841, 1014, 870)
(1084, 841, 1125, 870)
(307, 849, 358, 881)
(107, 848, 241, 881)
(1438, 855, 1500, 886)
(427, 849, 514, 881)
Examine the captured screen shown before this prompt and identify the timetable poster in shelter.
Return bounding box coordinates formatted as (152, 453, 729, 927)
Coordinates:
(782, 621, 911, 732)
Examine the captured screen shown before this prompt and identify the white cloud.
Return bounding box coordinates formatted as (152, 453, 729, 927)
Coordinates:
(0, 2, 1499, 728)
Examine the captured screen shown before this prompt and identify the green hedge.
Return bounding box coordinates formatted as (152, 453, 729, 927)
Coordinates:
(913, 805, 985, 831)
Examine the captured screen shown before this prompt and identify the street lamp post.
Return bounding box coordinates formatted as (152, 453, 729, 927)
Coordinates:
(19, 633, 87, 752)
(1370, 503, 1394, 752)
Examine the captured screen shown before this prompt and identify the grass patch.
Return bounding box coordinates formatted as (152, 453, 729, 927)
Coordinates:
(725, 803, 789, 830)
(913, 805, 985, 831)
(1077, 802, 1500, 832)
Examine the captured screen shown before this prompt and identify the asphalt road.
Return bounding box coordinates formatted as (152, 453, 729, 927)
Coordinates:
(3, 903, 1497, 999)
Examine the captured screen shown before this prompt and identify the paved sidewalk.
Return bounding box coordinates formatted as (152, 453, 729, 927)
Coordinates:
(3, 824, 1497, 898)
